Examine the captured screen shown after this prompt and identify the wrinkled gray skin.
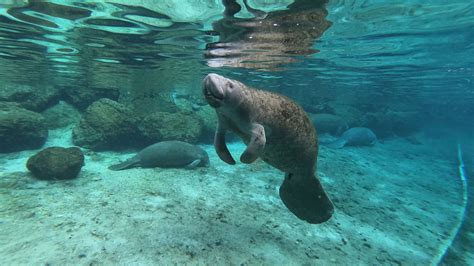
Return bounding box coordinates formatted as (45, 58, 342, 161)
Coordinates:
(325, 127, 377, 149)
(109, 141, 209, 171)
(203, 73, 334, 224)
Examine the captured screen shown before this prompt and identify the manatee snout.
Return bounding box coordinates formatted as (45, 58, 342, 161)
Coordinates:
(203, 73, 226, 107)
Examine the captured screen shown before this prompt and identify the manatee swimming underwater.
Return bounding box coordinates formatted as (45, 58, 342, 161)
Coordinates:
(324, 127, 377, 149)
(108, 141, 209, 171)
(203, 73, 334, 224)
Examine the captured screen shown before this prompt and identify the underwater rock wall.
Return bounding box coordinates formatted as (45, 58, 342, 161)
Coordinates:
(72, 98, 140, 150)
(0, 83, 60, 112)
(0, 102, 48, 153)
(0, 74, 214, 154)
(0, 76, 428, 154)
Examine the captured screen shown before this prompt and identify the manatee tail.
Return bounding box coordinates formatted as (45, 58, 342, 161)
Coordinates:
(324, 138, 346, 149)
(108, 157, 140, 171)
(279, 173, 334, 224)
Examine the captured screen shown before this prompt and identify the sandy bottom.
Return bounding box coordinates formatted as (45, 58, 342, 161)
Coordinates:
(0, 127, 470, 265)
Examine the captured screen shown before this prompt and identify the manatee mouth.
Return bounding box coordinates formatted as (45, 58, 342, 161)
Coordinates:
(203, 74, 225, 108)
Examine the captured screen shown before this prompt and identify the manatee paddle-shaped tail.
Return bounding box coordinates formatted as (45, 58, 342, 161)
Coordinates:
(279, 173, 334, 224)
(324, 138, 347, 149)
(108, 156, 140, 171)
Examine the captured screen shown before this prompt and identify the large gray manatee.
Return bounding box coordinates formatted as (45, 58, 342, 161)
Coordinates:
(324, 127, 377, 149)
(203, 73, 334, 224)
(108, 141, 209, 171)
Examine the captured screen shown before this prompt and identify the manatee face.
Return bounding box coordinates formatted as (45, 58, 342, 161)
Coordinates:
(203, 73, 244, 109)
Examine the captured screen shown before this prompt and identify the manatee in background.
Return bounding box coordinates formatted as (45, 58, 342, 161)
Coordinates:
(308, 113, 348, 136)
(109, 141, 209, 171)
(323, 127, 377, 149)
(203, 73, 333, 224)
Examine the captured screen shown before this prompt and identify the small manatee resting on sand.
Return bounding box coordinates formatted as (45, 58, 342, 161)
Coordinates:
(203, 73, 333, 224)
(324, 127, 377, 149)
(108, 141, 209, 170)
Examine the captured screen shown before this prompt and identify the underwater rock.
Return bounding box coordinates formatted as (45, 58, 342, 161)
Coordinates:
(0, 102, 48, 153)
(62, 86, 120, 110)
(328, 102, 421, 138)
(387, 111, 422, 137)
(322, 127, 377, 149)
(72, 98, 140, 150)
(109, 140, 209, 170)
(302, 103, 334, 114)
(137, 111, 202, 145)
(328, 103, 365, 128)
(0, 84, 60, 112)
(362, 111, 421, 138)
(41, 101, 81, 129)
(309, 113, 348, 136)
(26, 146, 84, 180)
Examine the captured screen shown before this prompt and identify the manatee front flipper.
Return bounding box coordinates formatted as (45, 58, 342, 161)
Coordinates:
(240, 123, 266, 164)
(184, 159, 201, 169)
(108, 156, 140, 171)
(324, 138, 346, 149)
(214, 122, 236, 165)
(279, 173, 334, 224)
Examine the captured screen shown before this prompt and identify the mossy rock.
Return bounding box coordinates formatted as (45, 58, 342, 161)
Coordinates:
(0, 84, 60, 112)
(0, 102, 48, 153)
(138, 111, 202, 144)
(72, 98, 140, 150)
(63, 86, 119, 111)
(26, 147, 84, 180)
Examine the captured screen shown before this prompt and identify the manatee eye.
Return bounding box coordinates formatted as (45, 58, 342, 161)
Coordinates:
(228, 82, 234, 89)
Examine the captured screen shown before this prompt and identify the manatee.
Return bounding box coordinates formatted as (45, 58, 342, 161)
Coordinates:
(108, 141, 209, 171)
(203, 73, 333, 224)
(324, 127, 377, 149)
(308, 113, 348, 136)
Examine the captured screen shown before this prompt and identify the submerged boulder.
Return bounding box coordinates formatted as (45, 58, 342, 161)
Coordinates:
(329, 103, 365, 128)
(63, 86, 120, 110)
(0, 102, 48, 153)
(308, 113, 348, 136)
(26, 147, 84, 180)
(0, 84, 61, 112)
(361, 111, 421, 138)
(72, 98, 140, 150)
(138, 111, 202, 145)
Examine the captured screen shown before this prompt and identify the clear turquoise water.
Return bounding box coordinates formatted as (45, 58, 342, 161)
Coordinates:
(0, 0, 472, 264)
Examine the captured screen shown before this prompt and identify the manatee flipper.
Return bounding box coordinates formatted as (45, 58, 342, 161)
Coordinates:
(240, 123, 266, 164)
(279, 173, 334, 224)
(214, 122, 236, 165)
(108, 156, 141, 171)
(325, 138, 347, 149)
(185, 159, 201, 169)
